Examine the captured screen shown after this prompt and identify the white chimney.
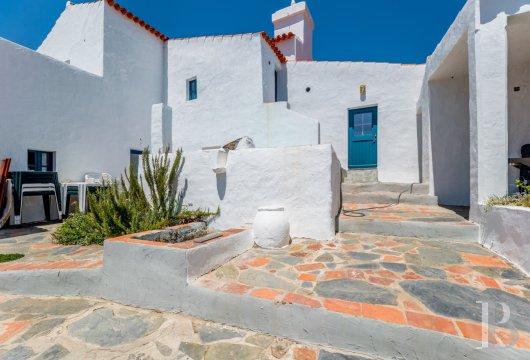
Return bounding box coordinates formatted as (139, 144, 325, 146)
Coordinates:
(272, 1, 314, 61)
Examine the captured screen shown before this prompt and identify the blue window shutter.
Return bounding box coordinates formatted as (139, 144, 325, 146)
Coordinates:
(188, 79, 197, 100)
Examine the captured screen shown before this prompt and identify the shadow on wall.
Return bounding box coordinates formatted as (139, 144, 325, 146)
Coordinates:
(480, 0, 528, 24)
(217, 174, 226, 200)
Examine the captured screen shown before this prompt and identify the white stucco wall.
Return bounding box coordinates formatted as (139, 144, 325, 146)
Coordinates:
(429, 76, 471, 206)
(180, 144, 341, 241)
(507, 64, 530, 193)
(0, 2, 165, 223)
(479, 206, 530, 275)
(286, 61, 425, 183)
(166, 34, 318, 150)
(418, 0, 477, 195)
(261, 37, 282, 103)
(0, 37, 105, 180)
(38, 1, 104, 76)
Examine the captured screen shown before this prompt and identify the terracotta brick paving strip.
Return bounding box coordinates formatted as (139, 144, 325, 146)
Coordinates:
(250, 288, 284, 301)
(283, 293, 321, 308)
(294, 347, 317, 360)
(363, 304, 406, 325)
(405, 311, 458, 336)
(462, 253, 511, 268)
(0, 321, 30, 344)
(323, 299, 362, 316)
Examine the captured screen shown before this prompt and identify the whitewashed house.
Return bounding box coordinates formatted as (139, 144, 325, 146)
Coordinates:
(2, 0, 529, 260)
(0, 0, 424, 237)
(0, 0, 425, 181)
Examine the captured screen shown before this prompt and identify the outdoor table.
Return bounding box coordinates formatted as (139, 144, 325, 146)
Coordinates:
(8, 171, 62, 224)
(61, 182, 101, 215)
(509, 158, 530, 168)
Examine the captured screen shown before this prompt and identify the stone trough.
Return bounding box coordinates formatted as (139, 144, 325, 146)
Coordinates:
(133, 222, 208, 244)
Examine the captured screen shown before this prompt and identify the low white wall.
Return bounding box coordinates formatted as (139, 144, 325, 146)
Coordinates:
(286, 62, 425, 183)
(180, 144, 341, 241)
(479, 205, 530, 275)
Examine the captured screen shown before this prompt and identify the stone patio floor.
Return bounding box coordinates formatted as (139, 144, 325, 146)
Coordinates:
(341, 203, 474, 226)
(1, 220, 530, 355)
(0, 294, 376, 360)
(0, 224, 103, 271)
(196, 232, 530, 350)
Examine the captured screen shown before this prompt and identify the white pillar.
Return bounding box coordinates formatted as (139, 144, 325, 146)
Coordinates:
(469, 14, 509, 219)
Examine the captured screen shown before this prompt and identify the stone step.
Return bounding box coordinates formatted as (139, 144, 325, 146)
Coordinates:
(342, 182, 430, 195)
(342, 191, 438, 206)
(339, 203, 478, 242)
(338, 216, 478, 242)
(343, 169, 378, 183)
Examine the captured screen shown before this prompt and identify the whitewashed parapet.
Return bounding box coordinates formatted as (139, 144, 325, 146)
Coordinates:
(480, 206, 530, 275)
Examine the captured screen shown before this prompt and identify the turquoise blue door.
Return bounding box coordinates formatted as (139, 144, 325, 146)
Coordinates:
(348, 107, 378, 168)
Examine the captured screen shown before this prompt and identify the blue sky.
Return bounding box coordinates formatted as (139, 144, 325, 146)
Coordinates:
(0, 0, 467, 64)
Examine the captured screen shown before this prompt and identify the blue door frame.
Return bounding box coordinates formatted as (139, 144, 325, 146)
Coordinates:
(348, 106, 378, 169)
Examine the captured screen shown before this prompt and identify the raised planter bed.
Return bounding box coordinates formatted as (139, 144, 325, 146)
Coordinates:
(103, 223, 253, 294)
(480, 205, 530, 275)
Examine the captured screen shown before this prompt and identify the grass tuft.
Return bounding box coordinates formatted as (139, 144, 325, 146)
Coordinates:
(0, 254, 24, 263)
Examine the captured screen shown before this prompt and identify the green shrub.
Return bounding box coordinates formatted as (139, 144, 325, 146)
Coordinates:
(0, 253, 24, 263)
(54, 148, 217, 246)
(53, 212, 105, 246)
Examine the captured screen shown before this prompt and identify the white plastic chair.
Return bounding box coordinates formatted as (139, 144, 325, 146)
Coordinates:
(84, 172, 113, 185)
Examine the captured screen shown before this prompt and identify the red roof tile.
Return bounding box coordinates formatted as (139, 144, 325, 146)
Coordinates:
(106, 0, 168, 41)
(272, 32, 295, 43)
(261, 32, 287, 63)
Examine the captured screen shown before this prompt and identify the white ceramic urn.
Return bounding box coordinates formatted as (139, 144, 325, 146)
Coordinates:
(253, 206, 290, 249)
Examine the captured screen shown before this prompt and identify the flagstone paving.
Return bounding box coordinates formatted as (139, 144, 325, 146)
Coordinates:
(196, 232, 530, 350)
(341, 203, 475, 225)
(0, 224, 103, 271)
(0, 294, 377, 360)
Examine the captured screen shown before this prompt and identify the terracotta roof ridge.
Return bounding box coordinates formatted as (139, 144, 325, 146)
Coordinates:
(261, 32, 287, 64)
(105, 0, 168, 41)
(271, 32, 295, 43)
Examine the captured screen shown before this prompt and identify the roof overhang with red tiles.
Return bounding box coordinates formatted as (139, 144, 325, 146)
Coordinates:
(272, 32, 295, 44)
(106, 0, 169, 41)
(73, 1, 288, 63)
(261, 32, 287, 63)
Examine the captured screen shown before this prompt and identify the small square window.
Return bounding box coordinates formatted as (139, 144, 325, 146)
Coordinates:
(28, 150, 55, 172)
(187, 78, 197, 101)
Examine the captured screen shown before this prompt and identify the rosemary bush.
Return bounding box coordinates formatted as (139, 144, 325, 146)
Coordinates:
(54, 148, 217, 245)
